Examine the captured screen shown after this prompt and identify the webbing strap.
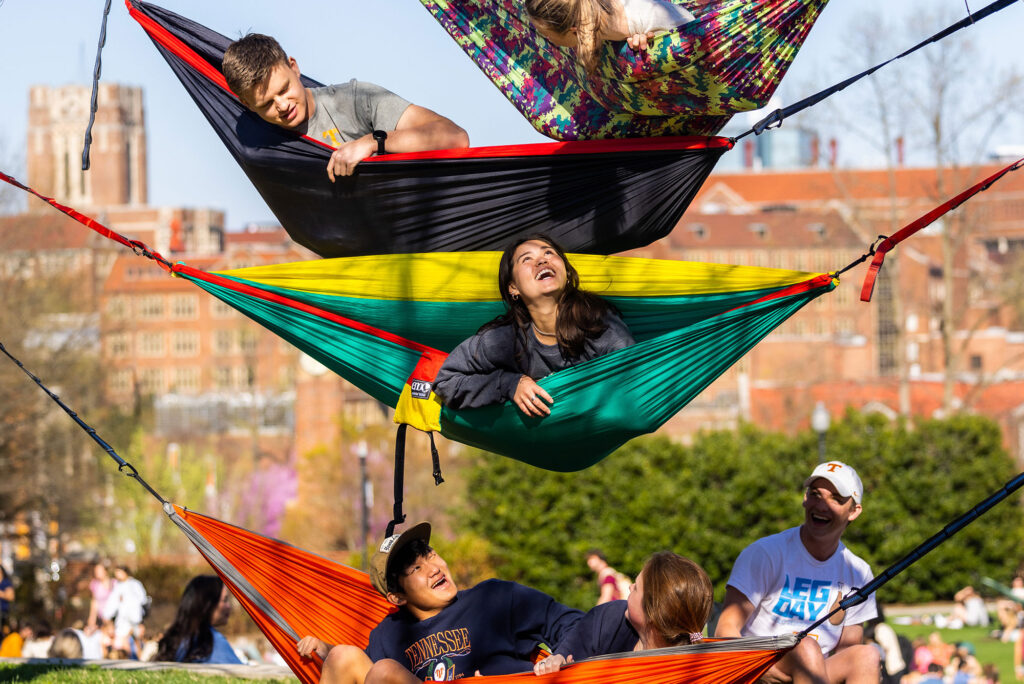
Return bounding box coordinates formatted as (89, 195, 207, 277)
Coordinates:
(386, 425, 409, 538)
(736, 0, 1020, 141)
(860, 158, 1024, 302)
(82, 0, 113, 171)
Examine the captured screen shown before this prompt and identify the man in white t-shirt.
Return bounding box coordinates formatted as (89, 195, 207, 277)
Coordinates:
(716, 461, 880, 684)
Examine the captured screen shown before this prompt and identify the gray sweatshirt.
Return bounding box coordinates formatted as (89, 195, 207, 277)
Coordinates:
(433, 314, 635, 410)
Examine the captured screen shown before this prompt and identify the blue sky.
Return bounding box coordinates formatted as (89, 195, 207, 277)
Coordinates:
(0, 0, 1021, 228)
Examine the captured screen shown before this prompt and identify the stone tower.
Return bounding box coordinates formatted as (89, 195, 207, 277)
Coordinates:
(27, 83, 147, 208)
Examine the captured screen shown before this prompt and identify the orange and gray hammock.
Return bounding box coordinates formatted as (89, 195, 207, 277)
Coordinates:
(4, 341, 1023, 683)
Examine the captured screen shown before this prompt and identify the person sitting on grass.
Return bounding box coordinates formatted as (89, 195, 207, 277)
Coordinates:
(155, 575, 243, 665)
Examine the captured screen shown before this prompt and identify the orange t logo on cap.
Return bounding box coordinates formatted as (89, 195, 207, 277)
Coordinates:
(826, 463, 842, 472)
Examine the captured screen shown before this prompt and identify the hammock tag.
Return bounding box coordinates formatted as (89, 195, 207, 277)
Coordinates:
(394, 351, 446, 433)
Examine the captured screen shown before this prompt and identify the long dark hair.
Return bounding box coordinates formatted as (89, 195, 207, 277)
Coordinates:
(155, 575, 224, 662)
(481, 233, 616, 365)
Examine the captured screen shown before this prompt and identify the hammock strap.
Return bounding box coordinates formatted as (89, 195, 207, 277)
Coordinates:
(430, 433, 444, 486)
(735, 0, 1020, 141)
(386, 425, 409, 538)
(859, 158, 1024, 302)
(82, 0, 113, 171)
(797, 468, 1024, 639)
(0, 341, 168, 506)
(0, 171, 174, 271)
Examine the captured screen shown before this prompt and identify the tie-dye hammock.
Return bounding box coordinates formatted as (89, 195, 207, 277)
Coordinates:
(126, 0, 731, 258)
(419, 0, 829, 139)
(0, 169, 832, 470)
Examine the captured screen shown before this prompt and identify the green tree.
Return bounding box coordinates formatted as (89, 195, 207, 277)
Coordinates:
(461, 411, 1022, 608)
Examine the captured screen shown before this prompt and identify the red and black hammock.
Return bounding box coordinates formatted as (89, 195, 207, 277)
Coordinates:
(126, 0, 732, 258)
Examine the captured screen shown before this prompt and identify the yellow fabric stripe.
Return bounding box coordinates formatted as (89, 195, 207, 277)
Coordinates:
(215, 252, 820, 302)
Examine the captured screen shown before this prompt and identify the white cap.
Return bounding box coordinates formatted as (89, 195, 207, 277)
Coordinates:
(804, 461, 863, 504)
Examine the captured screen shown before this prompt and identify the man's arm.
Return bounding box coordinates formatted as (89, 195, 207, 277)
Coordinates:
(326, 105, 469, 181)
(714, 585, 755, 638)
(832, 624, 863, 654)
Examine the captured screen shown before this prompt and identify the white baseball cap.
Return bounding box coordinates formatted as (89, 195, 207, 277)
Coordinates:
(804, 461, 863, 504)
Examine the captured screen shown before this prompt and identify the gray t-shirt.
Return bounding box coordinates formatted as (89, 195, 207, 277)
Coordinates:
(301, 79, 411, 148)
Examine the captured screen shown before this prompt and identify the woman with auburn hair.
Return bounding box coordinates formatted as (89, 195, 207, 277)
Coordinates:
(434, 234, 634, 417)
(535, 551, 713, 674)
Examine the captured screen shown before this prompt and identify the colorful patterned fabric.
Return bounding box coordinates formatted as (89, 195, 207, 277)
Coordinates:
(420, 0, 830, 139)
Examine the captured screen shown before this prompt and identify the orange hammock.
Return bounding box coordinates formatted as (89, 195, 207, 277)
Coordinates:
(165, 504, 794, 683)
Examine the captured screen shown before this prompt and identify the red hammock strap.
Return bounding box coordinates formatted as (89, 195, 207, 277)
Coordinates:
(0, 170, 174, 272)
(860, 158, 1024, 302)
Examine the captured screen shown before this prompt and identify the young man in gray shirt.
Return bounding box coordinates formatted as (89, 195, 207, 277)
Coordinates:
(223, 34, 469, 181)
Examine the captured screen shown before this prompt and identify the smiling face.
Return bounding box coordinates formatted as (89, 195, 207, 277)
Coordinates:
(390, 549, 459, 620)
(625, 570, 645, 635)
(241, 58, 313, 130)
(507, 239, 568, 304)
(801, 477, 862, 552)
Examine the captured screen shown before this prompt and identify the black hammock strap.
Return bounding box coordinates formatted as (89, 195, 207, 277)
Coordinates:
(82, 0, 113, 171)
(797, 468, 1024, 640)
(0, 341, 167, 506)
(736, 0, 1020, 141)
(386, 426, 445, 538)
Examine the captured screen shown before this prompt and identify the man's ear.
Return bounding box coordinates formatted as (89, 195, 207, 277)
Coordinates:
(287, 56, 300, 76)
(846, 503, 863, 523)
(385, 592, 407, 607)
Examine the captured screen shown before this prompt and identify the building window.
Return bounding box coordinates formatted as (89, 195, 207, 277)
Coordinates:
(210, 298, 237, 319)
(106, 296, 129, 320)
(749, 223, 768, 240)
(107, 333, 130, 358)
(214, 366, 233, 390)
(138, 368, 165, 394)
(970, 355, 983, 371)
(108, 369, 133, 394)
(137, 332, 165, 357)
(239, 329, 259, 354)
(171, 367, 201, 392)
(235, 365, 255, 389)
(688, 224, 707, 240)
(170, 294, 198, 319)
(137, 295, 164, 319)
(214, 330, 234, 355)
(171, 331, 199, 357)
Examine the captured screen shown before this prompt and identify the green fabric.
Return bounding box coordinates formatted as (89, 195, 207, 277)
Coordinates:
(191, 273, 833, 470)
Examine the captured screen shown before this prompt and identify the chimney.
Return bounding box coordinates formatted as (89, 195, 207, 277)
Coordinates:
(828, 138, 838, 168)
(895, 136, 905, 167)
(744, 140, 755, 169)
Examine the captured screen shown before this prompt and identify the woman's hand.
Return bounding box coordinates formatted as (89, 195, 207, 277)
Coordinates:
(296, 636, 330, 660)
(514, 376, 553, 417)
(626, 31, 656, 52)
(534, 654, 572, 675)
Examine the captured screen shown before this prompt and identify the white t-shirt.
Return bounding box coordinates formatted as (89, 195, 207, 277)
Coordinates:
(621, 0, 696, 35)
(726, 526, 877, 654)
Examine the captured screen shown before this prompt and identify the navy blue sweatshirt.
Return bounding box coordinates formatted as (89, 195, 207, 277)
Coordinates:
(365, 579, 582, 680)
(433, 314, 635, 410)
(553, 600, 639, 661)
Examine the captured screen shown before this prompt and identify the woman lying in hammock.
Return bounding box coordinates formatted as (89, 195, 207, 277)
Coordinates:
(534, 551, 713, 674)
(525, 0, 696, 72)
(433, 235, 635, 416)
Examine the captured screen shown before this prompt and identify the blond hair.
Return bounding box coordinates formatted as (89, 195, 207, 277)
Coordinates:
(641, 552, 713, 646)
(222, 33, 289, 102)
(525, 0, 616, 73)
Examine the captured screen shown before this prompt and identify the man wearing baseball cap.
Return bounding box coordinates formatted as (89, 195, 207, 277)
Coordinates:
(297, 522, 581, 683)
(715, 461, 880, 683)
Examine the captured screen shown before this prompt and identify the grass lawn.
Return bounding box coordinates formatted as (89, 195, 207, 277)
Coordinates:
(0, 663, 296, 683)
(889, 623, 1016, 680)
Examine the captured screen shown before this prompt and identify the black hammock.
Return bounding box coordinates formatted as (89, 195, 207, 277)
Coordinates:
(126, 0, 731, 258)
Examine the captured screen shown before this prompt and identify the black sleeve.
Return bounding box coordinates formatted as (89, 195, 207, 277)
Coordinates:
(592, 311, 636, 356)
(553, 601, 637, 661)
(507, 582, 583, 656)
(433, 327, 523, 409)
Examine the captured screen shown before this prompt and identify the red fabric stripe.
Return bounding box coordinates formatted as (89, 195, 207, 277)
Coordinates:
(175, 265, 442, 356)
(126, 0, 232, 93)
(727, 274, 834, 313)
(860, 158, 1024, 302)
(363, 136, 735, 163)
